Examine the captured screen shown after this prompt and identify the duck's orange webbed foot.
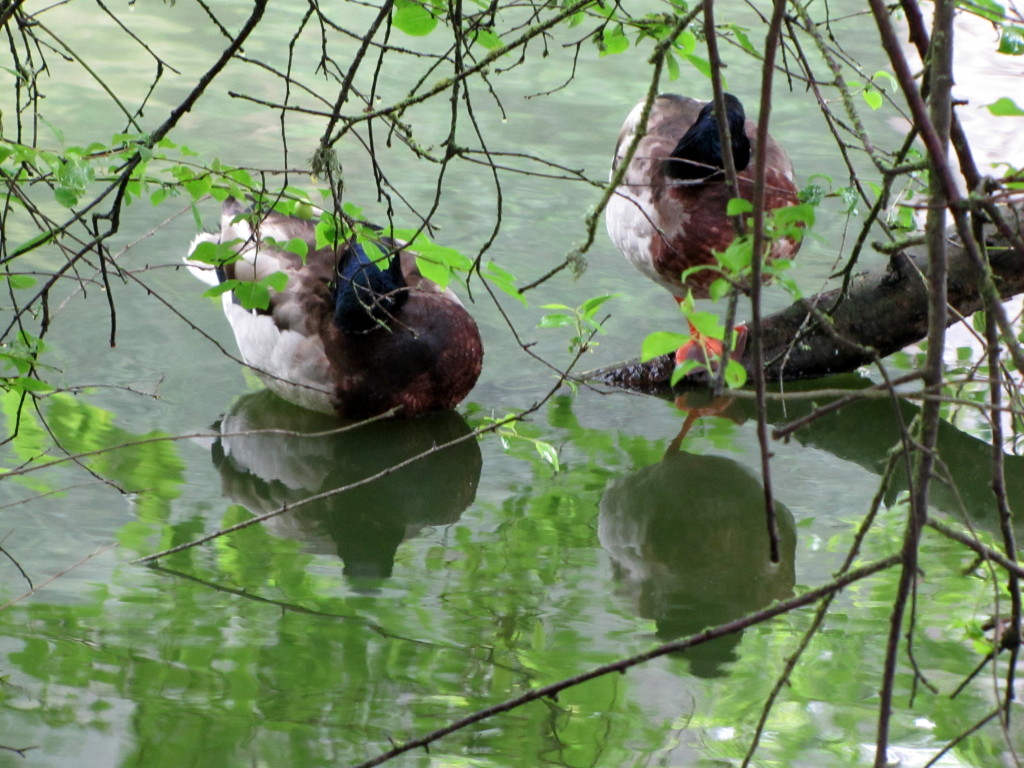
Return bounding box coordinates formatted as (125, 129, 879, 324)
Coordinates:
(674, 319, 749, 371)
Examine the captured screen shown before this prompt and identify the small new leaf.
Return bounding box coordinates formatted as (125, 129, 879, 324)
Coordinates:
(393, 0, 437, 36)
(727, 198, 754, 216)
(535, 441, 560, 472)
(987, 97, 1024, 116)
(724, 358, 748, 388)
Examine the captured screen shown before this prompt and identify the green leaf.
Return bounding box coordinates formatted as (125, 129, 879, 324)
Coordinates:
(641, 331, 690, 361)
(600, 24, 629, 56)
(233, 281, 271, 311)
(686, 310, 724, 339)
(227, 167, 255, 188)
(283, 237, 309, 259)
(771, 202, 816, 238)
(972, 310, 987, 334)
(262, 271, 289, 292)
(727, 198, 754, 216)
(190, 239, 240, 266)
(482, 261, 527, 306)
(415, 255, 452, 289)
(393, 0, 437, 36)
(731, 25, 757, 55)
(665, 51, 680, 81)
(12, 229, 58, 256)
(999, 26, 1024, 54)
(202, 280, 236, 298)
(862, 88, 883, 110)
(675, 29, 696, 54)
(392, 230, 471, 290)
(685, 54, 714, 81)
(474, 29, 503, 49)
(724, 358, 748, 388)
(8, 376, 52, 393)
(670, 359, 700, 386)
(716, 237, 752, 273)
(968, 0, 1009, 24)
(5, 274, 37, 290)
(579, 293, 620, 319)
(987, 97, 1024, 116)
(872, 70, 898, 92)
(184, 175, 212, 200)
(534, 440, 560, 472)
(709, 277, 731, 301)
(54, 187, 79, 207)
(538, 313, 574, 329)
(315, 217, 339, 250)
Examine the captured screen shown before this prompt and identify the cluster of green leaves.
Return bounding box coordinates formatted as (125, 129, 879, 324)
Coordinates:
(538, 293, 620, 354)
(469, 408, 561, 473)
(640, 197, 817, 388)
(590, 4, 718, 83)
(0, 331, 51, 396)
(0, 389, 184, 517)
(848, 70, 898, 111)
(391, 0, 502, 48)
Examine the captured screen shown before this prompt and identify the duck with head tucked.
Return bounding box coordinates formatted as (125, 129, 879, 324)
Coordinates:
(606, 93, 802, 367)
(187, 198, 484, 419)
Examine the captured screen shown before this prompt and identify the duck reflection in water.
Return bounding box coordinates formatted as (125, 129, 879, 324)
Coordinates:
(211, 390, 482, 581)
(599, 430, 796, 677)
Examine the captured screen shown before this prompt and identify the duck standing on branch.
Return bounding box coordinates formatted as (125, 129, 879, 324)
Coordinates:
(606, 93, 802, 369)
(186, 198, 483, 419)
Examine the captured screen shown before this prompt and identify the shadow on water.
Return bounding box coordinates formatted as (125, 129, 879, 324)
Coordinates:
(649, 374, 1023, 535)
(599, 446, 797, 678)
(757, 375, 1024, 530)
(210, 390, 483, 581)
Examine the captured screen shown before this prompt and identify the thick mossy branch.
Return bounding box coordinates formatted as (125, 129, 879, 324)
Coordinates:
(585, 203, 1024, 393)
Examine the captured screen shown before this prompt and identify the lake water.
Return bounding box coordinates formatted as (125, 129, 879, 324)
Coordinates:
(2, 2, 1022, 767)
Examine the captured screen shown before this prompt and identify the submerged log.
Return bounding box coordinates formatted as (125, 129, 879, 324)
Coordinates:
(584, 203, 1024, 394)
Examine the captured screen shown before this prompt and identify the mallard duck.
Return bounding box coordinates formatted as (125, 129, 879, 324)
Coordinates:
(186, 198, 483, 419)
(606, 93, 801, 365)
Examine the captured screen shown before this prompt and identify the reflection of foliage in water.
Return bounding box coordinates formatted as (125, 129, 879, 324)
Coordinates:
(0, 392, 1017, 766)
(1, 390, 183, 520)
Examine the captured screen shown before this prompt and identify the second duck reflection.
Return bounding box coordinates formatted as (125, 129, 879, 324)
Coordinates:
(601, 438, 796, 678)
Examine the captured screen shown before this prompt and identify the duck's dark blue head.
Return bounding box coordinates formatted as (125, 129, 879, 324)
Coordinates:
(334, 242, 409, 334)
(666, 93, 751, 180)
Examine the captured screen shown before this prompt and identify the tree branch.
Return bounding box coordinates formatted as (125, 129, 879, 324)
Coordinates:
(584, 202, 1024, 393)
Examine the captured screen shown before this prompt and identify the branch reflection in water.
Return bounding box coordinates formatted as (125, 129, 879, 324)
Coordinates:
(209, 390, 482, 581)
